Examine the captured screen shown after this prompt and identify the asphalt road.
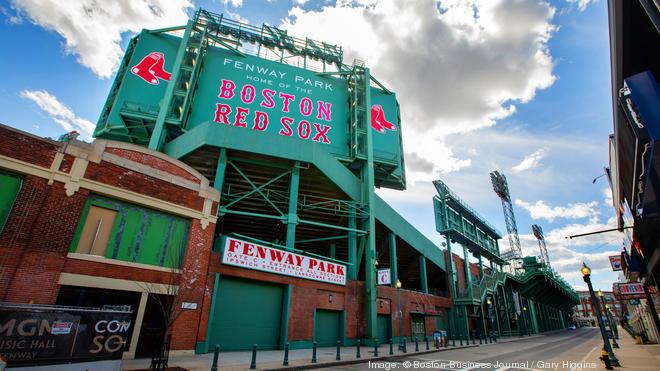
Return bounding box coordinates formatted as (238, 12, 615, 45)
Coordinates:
(319, 327, 604, 371)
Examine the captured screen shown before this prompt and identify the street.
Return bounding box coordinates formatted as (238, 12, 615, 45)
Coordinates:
(319, 328, 603, 370)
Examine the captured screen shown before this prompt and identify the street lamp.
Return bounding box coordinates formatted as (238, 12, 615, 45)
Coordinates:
(523, 306, 531, 336)
(604, 304, 620, 348)
(396, 279, 403, 351)
(582, 263, 620, 366)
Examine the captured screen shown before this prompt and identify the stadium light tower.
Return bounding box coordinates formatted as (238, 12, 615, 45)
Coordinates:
(490, 171, 523, 273)
(532, 224, 550, 267)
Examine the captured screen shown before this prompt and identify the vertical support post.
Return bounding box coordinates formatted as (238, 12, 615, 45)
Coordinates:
(463, 245, 471, 290)
(285, 161, 300, 251)
(280, 285, 291, 349)
(478, 255, 484, 278)
(149, 21, 194, 150)
(445, 237, 458, 342)
(389, 232, 398, 287)
(419, 256, 428, 294)
(348, 210, 357, 280)
(329, 242, 336, 260)
(214, 148, 228, 193)
(362, 67, 377, 341)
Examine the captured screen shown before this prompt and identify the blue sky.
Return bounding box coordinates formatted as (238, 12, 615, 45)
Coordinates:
(0, 0, 621, 291)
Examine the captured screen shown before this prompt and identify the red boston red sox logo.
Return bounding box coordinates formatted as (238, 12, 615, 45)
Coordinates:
(370, 104, 397, 133)
(131, 51, 171, 85)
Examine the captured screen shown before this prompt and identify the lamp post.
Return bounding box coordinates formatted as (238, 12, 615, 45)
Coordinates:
(396, 280, 404, 351)
(606, 306, 619, 339)
(582, 263, 619, 366)
(603, 304, 620, 348)
(523, 307, 531, 336)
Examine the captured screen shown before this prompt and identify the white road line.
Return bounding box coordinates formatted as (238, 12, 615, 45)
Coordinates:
(571, 346, 598, 371)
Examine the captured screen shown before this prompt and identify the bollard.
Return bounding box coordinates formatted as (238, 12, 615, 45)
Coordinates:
(312, 341, 317, 363)
(479, 334, 483, 344)
(250, 344, 257, 370)
(356, 339, 361, 358)
(389, 338, 394, 355)
(415, 337, 419, 352)
(444, 335, 448, 348)
(211, 345, 220, 371)
(336, 340, 341, 361)
(374, 340, 379, 357)
(403, 338, 407, 353)
(283, 342, 289, 366)
(472, 334, 475, 345)
(452, 336, 455, 347)
(425, 336, 429, 351)
(459, 335, 463, 346)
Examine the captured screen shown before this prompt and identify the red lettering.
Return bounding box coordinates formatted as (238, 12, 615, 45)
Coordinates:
(253, 111, 269, 131)
(218, 79, 235, 99)
(279, 93, 295, 112)
(261, 89, 276, 108)
(285, 254, 295, 265)
(241, 84, 256, 104)
(256, 245, 267, 259)
(294, 255, 304, 267)
(279, 117, 294, 136)
(312, 123, 331, 143)
(317, 101, 332, 121)
(318, 261, 326, 272)
(298, 120, 311, 139)
(214, 103, 232, 125)
(270, 249, 286, 262)
(227, 238, 242, 252)
(234, 107, 249, 127)
(242, 243, 255, 256)
(300, 97, 313, 116)
(336, 265, 345, 276)
(327, 263, 336, 274)
(308, 259, 318, 270)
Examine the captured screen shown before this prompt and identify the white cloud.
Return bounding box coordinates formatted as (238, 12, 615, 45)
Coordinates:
(11, 0, 193, 78)
(511, 149, 546, 173)
(293, 0, 309, 5)
(20, 90, 95, 140)
(282, 0, 557, 182)
(222, 0, 243, 7)
(515, 199, 600, 223)
(602, 187, 613, 208)
(565, 0, 597, 12)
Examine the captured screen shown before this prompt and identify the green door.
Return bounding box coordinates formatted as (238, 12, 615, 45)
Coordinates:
(315, 310, 340, 346)
(209, 276, 283, 350)
(411, 315, 426, 340)
(377, 314, 391, 344)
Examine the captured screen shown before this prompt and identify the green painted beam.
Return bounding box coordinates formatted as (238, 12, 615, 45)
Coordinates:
(419, 256, 428, 294)
(348, 212, 357, 280)
(286, 162, 300, 251)
(388, 232, 398, 288)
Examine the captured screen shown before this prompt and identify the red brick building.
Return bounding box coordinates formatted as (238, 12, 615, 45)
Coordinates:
(574, 291, 626, 327)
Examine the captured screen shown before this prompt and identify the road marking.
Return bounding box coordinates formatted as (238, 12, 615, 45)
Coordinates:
(571, 346, 598, 371)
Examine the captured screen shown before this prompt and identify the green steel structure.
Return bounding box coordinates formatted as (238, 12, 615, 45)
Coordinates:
(94, 9, 448, 349)
(433, 180, 579, 340)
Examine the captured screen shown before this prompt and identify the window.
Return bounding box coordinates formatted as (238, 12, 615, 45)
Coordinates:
(0, 172, 22, 233)
(71, 196, 190, 268)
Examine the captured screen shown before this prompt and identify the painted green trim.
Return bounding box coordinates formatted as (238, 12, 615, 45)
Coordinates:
(329, 243, 336, 260)
(296, 235, 348, 245)
(286, 162, 300, 251)
(388, 232, 398, 288)
(0, 172, 22, 234)
(149, 20, 194, 150)
(68, 197, 120, 253)
(200, 273, 221, 353)
(340, 310, 347, 345)
(280, 284, 292, 348)
(347, 212, 357, 280)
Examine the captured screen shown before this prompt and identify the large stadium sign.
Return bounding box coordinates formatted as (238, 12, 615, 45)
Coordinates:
(95, 17, 405, 189)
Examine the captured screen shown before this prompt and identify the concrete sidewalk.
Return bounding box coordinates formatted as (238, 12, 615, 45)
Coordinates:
(121, 333, 560, 370)
(600, 328, 660, 370)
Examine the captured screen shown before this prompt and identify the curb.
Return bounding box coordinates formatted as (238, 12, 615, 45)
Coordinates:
(263, 345, 480, 371)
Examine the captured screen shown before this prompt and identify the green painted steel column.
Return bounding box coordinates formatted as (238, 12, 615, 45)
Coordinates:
(203, 273, 221, 353)
(149, 20, 194, 150)
(329, 243, 336, 260)
(285, 162, 300, 250)
(280, 285, 292, 348)
(559, 310, 566, 328)
(500, 285, 511, 334)
(419, 256, 428, 294)
(528, 299, 539, 333)
(492, 292, 502, 336)
(389, 232, 398, 287)
(478, 255, 484, 278)
(348, 211, 357, 280)
(462, 245, 471, 290)
(445, 237, 456, 297)
(214, 148, 228, 193)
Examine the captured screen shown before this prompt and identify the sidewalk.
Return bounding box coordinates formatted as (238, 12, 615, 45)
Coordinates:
(121, 332, 560, 371)
(601, 328, 660, 370)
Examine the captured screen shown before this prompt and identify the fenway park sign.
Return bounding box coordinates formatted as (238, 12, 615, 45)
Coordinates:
(222, 237, 346, 285)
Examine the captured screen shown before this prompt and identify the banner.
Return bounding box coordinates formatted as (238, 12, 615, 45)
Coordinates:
(0, 305, 132, 367)
(222, 237, 346, 285)
(377, 269, 391, 285)
(613, 282, 646, 300)
(609, 255, 622, 271)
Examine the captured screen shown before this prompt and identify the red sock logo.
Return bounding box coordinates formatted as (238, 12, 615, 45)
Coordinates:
(371, 105, 397, 133)
(131, 52, 171, 85)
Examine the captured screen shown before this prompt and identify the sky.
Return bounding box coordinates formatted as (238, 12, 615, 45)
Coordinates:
(0, 0, 623, 291)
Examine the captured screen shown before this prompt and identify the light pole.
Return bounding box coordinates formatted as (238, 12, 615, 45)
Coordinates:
(607, 305, 620, 339)
(396, 279, 404, 351)
(582, 263, 620, 366)
(598, 291, 619, 348)
(523, 306, 531, 336)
